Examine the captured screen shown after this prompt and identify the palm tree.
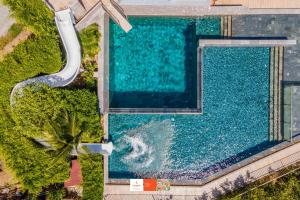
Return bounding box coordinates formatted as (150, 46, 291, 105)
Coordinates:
(35, 110, 84, 167)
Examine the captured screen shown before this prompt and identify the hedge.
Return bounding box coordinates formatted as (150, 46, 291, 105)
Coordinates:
(79, 154, 104, 200)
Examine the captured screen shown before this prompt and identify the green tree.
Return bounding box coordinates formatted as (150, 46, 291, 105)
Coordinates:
(12, 85, 102, 143)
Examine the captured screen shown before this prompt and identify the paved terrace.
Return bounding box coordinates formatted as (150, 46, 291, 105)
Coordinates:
(104, 139, 300, 199)
(122, 4, 300, 16)
(215, 0, 300, 8)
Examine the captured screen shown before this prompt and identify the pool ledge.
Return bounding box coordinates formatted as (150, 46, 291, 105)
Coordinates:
(199, 39, 297, 47)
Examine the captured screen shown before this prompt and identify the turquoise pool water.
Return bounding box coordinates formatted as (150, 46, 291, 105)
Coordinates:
(109, 17, 220, 109)
(109, 47, 272, 180)
(108, 17, 272, 180)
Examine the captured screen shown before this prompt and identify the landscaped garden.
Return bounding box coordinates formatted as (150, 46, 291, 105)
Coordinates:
(0, 0, 104, 199)
(219, 162, 300, 200)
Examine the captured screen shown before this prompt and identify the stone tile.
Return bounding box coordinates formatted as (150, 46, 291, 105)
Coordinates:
(232, 15, 300, 81)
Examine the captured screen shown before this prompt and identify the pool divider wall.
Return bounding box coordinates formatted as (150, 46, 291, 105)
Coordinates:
(101, 13, 110, 114)
(199, 39, 297, 47)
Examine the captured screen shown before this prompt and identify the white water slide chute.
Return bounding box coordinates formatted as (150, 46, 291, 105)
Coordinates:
(10, 8, 81, 103)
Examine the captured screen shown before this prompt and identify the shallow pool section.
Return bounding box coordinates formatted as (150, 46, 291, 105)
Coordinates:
(109, 47, 273, 180)
(109, 17, 220, 110)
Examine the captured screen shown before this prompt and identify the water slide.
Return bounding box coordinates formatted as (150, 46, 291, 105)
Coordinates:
(10, 8, 81, 103)
(10, 8, 114, 155)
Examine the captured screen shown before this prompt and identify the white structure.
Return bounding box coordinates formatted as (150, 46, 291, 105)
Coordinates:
(10, 8, 81, 103)
(78, 142, 114, 155)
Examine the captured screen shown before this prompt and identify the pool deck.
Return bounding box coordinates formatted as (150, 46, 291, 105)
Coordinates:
(122, 5, 300, 16)
(101, 0, 132, 32)
(104, 137, 300, 199)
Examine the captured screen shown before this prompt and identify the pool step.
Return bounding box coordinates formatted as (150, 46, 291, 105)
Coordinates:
(269, 47, 284, 141)
(221, 15, 232, 37)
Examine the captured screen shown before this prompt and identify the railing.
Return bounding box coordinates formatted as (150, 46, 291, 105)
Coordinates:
(205, 150, 300, 199)
(104, 150, 300, 200)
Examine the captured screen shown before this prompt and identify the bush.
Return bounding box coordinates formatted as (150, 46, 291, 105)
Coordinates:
(47, 187, 65, 200)
(79, 24, 100, 59)
(0, 0, 66, 195)
(3, 0, 57, 35)
(219, 169, 300, 200)
(12, 85, 103, 142)
(78, 24, 100, 89)
(79, 154, 104, 200)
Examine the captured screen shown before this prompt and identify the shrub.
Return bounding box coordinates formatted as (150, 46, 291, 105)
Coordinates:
(79, 154, 104, 200)
(79, 24, 100, 59)
(0, 0, 66, 195)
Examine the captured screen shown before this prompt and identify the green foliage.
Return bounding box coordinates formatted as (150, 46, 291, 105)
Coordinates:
(81, 61, 98, 89)
(78, 24, 100, 89)
(0, 0, 66, 195)
(12, 85, 103, 142)
(0, 0, 103, 196)
(3, 0, 57, 35)
(79, 154, 104, 200)
(220, 170, 300, 200)
(47, 187, 65, 200)
(0, 23, 23, 49)
(0, 131, 69, 194)
(79, 24, 100, 59)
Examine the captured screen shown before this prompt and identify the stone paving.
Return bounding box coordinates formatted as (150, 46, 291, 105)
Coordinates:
(104, 141, 300, 199)
(232, 15, 300, 82)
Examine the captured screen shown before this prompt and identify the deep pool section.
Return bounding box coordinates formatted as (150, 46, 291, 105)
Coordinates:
(109, 17, 220, 109)
(109, 47, 272, 180)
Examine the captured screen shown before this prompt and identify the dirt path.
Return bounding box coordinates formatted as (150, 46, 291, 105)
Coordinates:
(0, 30, 31, 60)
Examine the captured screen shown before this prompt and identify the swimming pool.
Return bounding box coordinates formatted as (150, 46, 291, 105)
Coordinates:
(109, 17, 220, 110)
(109, 45, 272, 180)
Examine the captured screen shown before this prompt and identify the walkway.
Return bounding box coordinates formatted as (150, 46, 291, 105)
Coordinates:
(101, 0, 132, 32)
(10, 8, 81, 103)
(104, 141, 300, 199)
(0, 30, 31, 60)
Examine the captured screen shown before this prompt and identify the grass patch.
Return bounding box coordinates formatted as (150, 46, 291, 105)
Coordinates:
(0, 23, 23, 49)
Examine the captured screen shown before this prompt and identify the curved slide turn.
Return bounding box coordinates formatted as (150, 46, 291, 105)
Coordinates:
(10, 8, 81, 103)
